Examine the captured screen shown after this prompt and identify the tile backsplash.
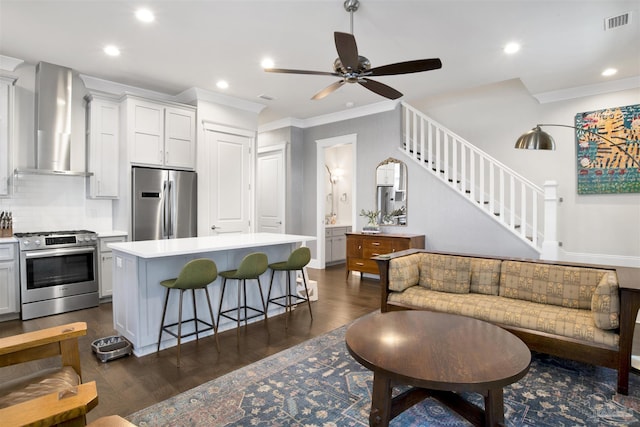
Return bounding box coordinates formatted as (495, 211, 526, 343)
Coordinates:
(0, 174, 112, 232)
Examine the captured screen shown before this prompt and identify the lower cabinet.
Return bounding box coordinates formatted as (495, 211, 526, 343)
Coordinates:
(0, 242, 19, 317)
(325, 226, 351, 264)
(99, 235, 127, 299)
(346, 232, 425, 277)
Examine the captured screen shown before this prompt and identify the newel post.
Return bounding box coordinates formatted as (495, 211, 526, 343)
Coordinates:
(541, 180, 559, 260)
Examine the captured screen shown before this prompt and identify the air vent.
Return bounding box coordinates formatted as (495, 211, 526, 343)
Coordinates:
(604, 12, 631, 30)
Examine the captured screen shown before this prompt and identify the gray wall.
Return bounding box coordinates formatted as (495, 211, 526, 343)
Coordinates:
(260, 107, 537, 260)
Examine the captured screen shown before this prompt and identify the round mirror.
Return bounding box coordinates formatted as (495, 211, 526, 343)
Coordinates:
(376, 158, 407, 226)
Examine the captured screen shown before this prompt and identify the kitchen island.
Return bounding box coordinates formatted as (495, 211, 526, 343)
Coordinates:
(109, 233, 315, 356)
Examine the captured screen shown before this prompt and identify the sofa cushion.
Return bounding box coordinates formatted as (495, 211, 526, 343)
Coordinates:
(499, 261, 609, 309)
(388, 286, 619, 348)
(470, 258, 502, 295)
(419, 254, 471, 294)
(591, 271, 620, 330)
(388, 254, 421, 292)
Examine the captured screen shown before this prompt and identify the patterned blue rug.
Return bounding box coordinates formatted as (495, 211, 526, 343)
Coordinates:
(127, 323, 640, 426)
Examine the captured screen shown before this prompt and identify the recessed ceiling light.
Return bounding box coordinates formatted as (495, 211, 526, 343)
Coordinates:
(345, 101, 355, 108)
(103, 45, 120, 56)
(135, 8, 155, 23)
(261, 58, 275, 69)
(602, 68, 618, 77)
(216, 80, 229, 89)
(503, 42, 520, 54)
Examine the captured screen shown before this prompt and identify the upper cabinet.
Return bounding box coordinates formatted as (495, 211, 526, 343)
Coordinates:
(124, 97, 196, 170)
(0, 77, 15, 197)
(86, 94, 119, 198)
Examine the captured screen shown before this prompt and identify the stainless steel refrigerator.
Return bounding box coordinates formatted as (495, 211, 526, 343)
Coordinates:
(132, 167, 197, 241)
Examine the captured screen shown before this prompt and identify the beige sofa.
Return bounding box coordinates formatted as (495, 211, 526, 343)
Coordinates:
(374, 249, 640, 395)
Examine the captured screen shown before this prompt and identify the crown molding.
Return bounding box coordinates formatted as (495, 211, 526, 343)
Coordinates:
(0, 55, 24, 72)
(258, 99, 399, 133)
(533, 76, 640, 104)
(79, 74, 176, 102)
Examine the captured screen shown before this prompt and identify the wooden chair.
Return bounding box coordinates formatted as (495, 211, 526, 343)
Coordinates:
(0, 322, 98, 427)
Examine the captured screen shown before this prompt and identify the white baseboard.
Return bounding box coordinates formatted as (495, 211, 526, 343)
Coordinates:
(558, 248, 640, 268)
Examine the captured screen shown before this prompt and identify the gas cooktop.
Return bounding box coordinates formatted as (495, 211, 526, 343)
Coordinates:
(14, 230, 97, 251)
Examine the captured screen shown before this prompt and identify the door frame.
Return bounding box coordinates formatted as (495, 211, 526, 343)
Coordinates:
(313, 133, 357, 269)
(256, 142, 287, 233)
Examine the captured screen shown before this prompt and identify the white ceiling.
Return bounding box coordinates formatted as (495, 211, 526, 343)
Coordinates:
(1, 0, 639, 125)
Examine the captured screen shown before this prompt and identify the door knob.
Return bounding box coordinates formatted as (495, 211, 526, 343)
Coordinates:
(211, 225, 221, 230)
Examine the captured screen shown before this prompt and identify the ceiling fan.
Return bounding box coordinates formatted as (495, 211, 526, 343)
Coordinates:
(265, 0, 442, 100)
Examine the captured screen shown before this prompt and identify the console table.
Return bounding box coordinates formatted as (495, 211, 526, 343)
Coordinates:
(346, 232, 425, 278)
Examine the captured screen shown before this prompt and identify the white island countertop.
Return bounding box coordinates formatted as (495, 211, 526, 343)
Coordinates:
(109, 232, 316, 259)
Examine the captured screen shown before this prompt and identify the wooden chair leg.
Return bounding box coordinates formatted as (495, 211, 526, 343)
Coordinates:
(204, 287, 220, 352)
(177, 289, 184, 367)
(157, 288, 170, 354)
(192, 289, 199, 342)
(301, 269, 313, 319)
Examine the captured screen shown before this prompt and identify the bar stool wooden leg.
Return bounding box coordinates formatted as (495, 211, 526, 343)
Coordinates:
(177, 289, 184, 367)
(204, 287, 220, 352)
(157, 288, 170, 354)
(300, 269, 313, 319)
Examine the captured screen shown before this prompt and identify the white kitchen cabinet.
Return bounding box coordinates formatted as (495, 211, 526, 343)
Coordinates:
(86, 94, 119, 198)
(125, 97, 196, 170)
(325, 226, 350, 264)
(0, 242, 19, 317)
(98, 234, 127, 299)
(0, 77, 15, 196)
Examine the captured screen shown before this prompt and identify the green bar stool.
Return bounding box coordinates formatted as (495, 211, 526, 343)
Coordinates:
(217, 252, 269, 343)
(266, 246, 312, 328)
(157, 258, 220, 367)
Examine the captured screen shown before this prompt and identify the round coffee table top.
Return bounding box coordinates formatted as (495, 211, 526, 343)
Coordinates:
(346, 311, 531, 393)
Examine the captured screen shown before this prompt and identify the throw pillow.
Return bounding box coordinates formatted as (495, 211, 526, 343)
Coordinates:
(591, 271, 620, 330)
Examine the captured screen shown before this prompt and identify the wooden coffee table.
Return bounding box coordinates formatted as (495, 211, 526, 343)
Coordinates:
(346, 311, 531, 427)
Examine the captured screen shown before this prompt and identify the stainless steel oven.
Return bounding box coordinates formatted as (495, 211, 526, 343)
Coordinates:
(16, 230, 99, 320)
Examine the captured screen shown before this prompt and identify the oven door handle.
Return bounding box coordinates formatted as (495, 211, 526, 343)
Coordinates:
(24, 246, 96, 259)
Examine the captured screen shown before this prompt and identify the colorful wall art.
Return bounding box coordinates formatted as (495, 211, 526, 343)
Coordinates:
(575, 104, 640, 194)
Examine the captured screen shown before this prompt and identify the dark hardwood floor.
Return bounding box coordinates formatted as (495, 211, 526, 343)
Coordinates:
(0, 264, 381, 422)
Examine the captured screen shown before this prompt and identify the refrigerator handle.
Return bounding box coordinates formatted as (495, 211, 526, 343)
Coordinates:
(162, 180, 170, 238)
(167, 179, 174, 238)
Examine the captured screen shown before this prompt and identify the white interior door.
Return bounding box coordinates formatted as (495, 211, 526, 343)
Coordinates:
(257, 146, 285, 233)
(205, 130, 251, 235)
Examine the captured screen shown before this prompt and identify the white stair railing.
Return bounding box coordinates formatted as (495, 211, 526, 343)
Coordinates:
(401, 102, 548, 252)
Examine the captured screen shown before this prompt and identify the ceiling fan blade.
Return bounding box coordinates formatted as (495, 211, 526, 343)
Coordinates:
(334, 32, 359, 71)
(311, 80, 345, 100)
(368, 58, 442, 76)
(358, 78, 403, 100)
(264, 68, 339, 77)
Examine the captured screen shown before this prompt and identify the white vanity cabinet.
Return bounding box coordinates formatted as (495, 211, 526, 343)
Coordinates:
(0, 77, 15, 196)
(86, 94, 119, 198)
(325, 226, 350, 264)
(0, 242, 19, 317)
(98, 234, 127, 299)
(124, 97, 196, 170)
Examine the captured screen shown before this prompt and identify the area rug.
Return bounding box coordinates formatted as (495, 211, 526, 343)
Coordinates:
(127, 322, 640, 426)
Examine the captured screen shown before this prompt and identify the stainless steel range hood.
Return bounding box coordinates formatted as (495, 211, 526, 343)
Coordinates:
(15, 62, 90, 176)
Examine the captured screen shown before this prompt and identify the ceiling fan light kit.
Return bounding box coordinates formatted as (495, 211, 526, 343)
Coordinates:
(265, 0, 442, 100)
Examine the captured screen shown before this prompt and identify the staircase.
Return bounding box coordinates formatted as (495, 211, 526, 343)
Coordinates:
(400, 102, 548, 253)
